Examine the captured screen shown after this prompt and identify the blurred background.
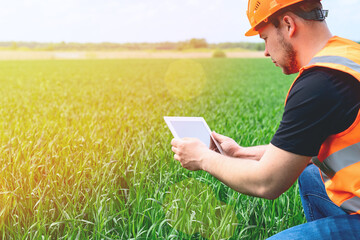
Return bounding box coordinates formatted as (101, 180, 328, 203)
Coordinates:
(0, 0, 358, 59)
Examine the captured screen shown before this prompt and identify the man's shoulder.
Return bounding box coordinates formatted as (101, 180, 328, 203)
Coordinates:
(293, 66, 357, 90)
(299, 66, 351, 80)
(288, 66, 359, 106)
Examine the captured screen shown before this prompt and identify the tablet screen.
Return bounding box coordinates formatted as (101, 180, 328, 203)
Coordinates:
(169, 120, 211, 147)
(164, 117, 223, 154)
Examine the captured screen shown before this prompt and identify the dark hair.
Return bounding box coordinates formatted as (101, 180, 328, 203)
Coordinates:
(255, 0, 323, 30)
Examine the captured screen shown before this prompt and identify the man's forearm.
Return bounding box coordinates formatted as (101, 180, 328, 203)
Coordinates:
(234, 144, 268, 160)
(202, 150, 267, 198)
(201, 144, 309, 200)
(172, 137, 309, 200)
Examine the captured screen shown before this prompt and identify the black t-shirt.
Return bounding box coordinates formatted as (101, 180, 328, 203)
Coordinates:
(271, 67, 360, 157)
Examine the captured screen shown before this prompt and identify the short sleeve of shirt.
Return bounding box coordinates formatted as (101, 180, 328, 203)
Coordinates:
(271, 67, 360, 157)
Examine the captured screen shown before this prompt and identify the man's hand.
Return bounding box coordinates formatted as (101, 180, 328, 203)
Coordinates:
(210, 132, 241, 157)
(171, 138, 212, 171)
(211, 132, 267, 160)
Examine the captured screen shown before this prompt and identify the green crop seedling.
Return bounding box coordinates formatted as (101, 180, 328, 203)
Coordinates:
(0, 59, 305, 239)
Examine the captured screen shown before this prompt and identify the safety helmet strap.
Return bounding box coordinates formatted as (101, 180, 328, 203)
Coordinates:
(292, 8, 328, 21)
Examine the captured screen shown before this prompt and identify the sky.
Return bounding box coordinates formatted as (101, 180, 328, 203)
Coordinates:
(1, 0, 359, 43)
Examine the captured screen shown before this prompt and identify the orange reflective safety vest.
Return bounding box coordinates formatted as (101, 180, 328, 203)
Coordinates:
(285, 36, 360, 214)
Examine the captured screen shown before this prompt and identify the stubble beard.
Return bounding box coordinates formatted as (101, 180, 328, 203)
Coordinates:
(278, 32, 300, 75)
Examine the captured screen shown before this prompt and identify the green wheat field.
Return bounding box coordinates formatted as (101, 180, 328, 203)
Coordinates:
(0, 58, 306, 239)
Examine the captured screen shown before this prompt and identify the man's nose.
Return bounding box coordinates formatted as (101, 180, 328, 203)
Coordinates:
(264, 46, 270, 57)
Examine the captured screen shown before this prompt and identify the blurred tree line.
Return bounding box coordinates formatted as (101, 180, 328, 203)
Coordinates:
(0, 39, 265, 51)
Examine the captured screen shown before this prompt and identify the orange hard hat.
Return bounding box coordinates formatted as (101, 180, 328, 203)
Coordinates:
(245, 0, 306, 36)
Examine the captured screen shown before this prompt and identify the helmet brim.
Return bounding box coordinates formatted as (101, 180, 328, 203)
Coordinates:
(245, 27, 259, 37)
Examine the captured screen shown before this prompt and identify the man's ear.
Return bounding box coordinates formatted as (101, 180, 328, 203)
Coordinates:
(282, 15, 296, 38)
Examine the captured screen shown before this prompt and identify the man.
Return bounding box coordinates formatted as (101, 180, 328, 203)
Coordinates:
(170, 0, 360, 238)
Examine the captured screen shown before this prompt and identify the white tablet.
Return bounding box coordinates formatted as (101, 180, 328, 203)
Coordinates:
(164, 116, 223, 154)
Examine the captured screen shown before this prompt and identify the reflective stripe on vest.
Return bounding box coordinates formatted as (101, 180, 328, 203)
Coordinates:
(309, 55, 360, 73)
(312, 142, 360, 214)
(340, 196, 360, 214)
(312, 142, 360, 180)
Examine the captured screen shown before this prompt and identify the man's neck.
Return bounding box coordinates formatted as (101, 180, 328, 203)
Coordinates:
(297, 24, 333, 68)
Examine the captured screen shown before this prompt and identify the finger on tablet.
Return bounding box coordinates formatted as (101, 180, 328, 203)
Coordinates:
(171, 146, 178, 154)
(212, 131, 224, 143)
(209, 135, 219, 152)
(171, 138, 180, 146)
